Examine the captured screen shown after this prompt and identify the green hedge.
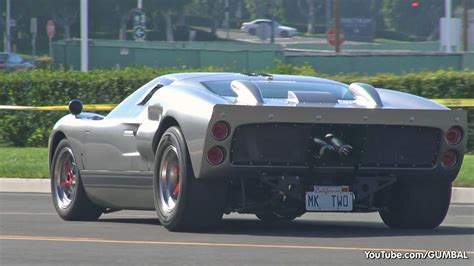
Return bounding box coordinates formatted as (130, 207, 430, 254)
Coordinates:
(0, 66, 473, 150)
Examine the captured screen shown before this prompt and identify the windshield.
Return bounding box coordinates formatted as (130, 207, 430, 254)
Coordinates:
(202, 80, 354, 100)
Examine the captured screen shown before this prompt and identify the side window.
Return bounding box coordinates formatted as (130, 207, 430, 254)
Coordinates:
(106, 79, 161, 119)
(138, 84, 163, 106)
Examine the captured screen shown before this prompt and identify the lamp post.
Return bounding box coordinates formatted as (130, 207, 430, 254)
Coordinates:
(80, 0, 89, 72)
(5, 0, 11, 52)
(462, 0, 468, 52)
(445, 0, 452, 53)
(333, 0, 341, 53)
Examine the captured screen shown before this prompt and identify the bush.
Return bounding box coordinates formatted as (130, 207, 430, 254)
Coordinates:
(0, 66, 473, 149)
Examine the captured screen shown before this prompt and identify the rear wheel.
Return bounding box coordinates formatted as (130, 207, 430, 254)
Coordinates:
(280, 31, 289, 38)
(51, 139, 103, 221)
(379, 181, 452, 229)
(153, 126, 227, 231)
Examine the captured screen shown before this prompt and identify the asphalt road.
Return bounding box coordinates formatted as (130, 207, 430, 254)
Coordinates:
(1, 192, 473, 265)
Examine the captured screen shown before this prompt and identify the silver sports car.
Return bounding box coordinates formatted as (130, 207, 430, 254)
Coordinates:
(49, 72, 467, 231)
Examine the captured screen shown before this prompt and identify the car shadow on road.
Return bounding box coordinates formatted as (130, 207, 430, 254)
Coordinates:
(98, 218, 160, 226)
(210, 218, 474, 238)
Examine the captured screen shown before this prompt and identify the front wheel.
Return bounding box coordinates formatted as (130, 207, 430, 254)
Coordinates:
(153, 126, 227, 231)
(51, 139, 103, 221)
(379, 181, 452, 229)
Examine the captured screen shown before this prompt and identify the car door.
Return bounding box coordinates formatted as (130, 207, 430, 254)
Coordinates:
(80, 78, 172, 209)
(83, 79, 163, 172)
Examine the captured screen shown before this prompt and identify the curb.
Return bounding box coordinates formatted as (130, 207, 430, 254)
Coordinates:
(0, 178, 50, 193)
(0, 178, 473, 204)
(450, 187, 474, 204)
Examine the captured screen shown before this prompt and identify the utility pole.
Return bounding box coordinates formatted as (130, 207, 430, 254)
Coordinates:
(445, 0, 452, 53)
(225, 0, 230, 39)
(270, 0, 275, 44)
(31, 18, 37, 57)
(333, 0, 341, 53)
(5, 0, 11, 52)
(80, 0, 89, 72)
(462, 0, 468, 52)
(325, 0, 331, 32)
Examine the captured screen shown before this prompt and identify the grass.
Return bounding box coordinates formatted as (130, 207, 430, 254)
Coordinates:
(0, 148, 49, 178)
(0, 147, 472, 187)
(456, 155, 474, 187)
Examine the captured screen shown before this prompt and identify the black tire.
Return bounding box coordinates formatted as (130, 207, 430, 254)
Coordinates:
(51, 139, 103, 221)
(248, 28, 256, 35)
(280, 31, 289, 38)
(379, 181, 452, 229)
(255, 211, 299, 223)
(153, 126, 227, 231)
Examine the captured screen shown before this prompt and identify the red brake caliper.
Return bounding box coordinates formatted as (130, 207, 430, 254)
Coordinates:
(60, 160, 73, 188)
(172, 164, 180, 197)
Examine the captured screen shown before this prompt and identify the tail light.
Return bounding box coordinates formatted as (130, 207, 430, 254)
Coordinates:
(441, 150, 457, 168)
(207, 146, 225, 165)
(445, 126, 462, 145)
(211, 121, 230, 141)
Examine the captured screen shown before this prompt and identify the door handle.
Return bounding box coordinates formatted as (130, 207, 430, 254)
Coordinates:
(123, 129, 136, 137)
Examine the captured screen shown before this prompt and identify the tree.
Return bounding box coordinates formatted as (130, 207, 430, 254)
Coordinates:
(187, 0, 246, 35)
(244, 0, 284, 20)
(50, 0, 79, 39)
(144, 0, 190, 41)
(382, 0, 444, 40)
(90, 0, 136, 40)
(296, 0, 323, 34)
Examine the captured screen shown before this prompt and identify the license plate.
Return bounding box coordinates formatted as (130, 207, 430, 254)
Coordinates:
(305, 186, 353, 211)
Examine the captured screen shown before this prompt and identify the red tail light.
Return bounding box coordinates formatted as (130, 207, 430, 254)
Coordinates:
(445, 126, 462, 145)
(441, 150, 457, 168)
(207, 146, 225, 165)
(211, 121, 230, 141)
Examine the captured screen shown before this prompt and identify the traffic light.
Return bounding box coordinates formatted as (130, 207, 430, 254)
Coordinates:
(408, 1, 421, 15)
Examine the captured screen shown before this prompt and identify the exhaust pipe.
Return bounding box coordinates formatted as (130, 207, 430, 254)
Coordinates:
(325, 134, 353, 157)
(313, 134, 353, 159)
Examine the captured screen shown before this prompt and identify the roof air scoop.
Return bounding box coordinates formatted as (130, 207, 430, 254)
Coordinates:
(231, 80, 264, 105)
(288, 91, 338, 104)
(349, 83, 383, 108)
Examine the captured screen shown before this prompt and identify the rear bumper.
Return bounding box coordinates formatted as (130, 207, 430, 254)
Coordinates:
(193, 105, 467, 181)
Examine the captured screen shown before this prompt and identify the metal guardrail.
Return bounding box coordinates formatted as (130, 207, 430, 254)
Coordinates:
(0, 99, 473, 111)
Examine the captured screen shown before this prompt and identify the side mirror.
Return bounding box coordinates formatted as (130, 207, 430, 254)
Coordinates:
(68, 99, 83, 115)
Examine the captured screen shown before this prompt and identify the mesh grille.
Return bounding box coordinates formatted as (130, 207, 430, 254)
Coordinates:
(230, 123, 440, 168)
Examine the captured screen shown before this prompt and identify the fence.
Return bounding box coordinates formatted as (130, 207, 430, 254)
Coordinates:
(53, 40, 284, 72)
(52, 39, 474, 75)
